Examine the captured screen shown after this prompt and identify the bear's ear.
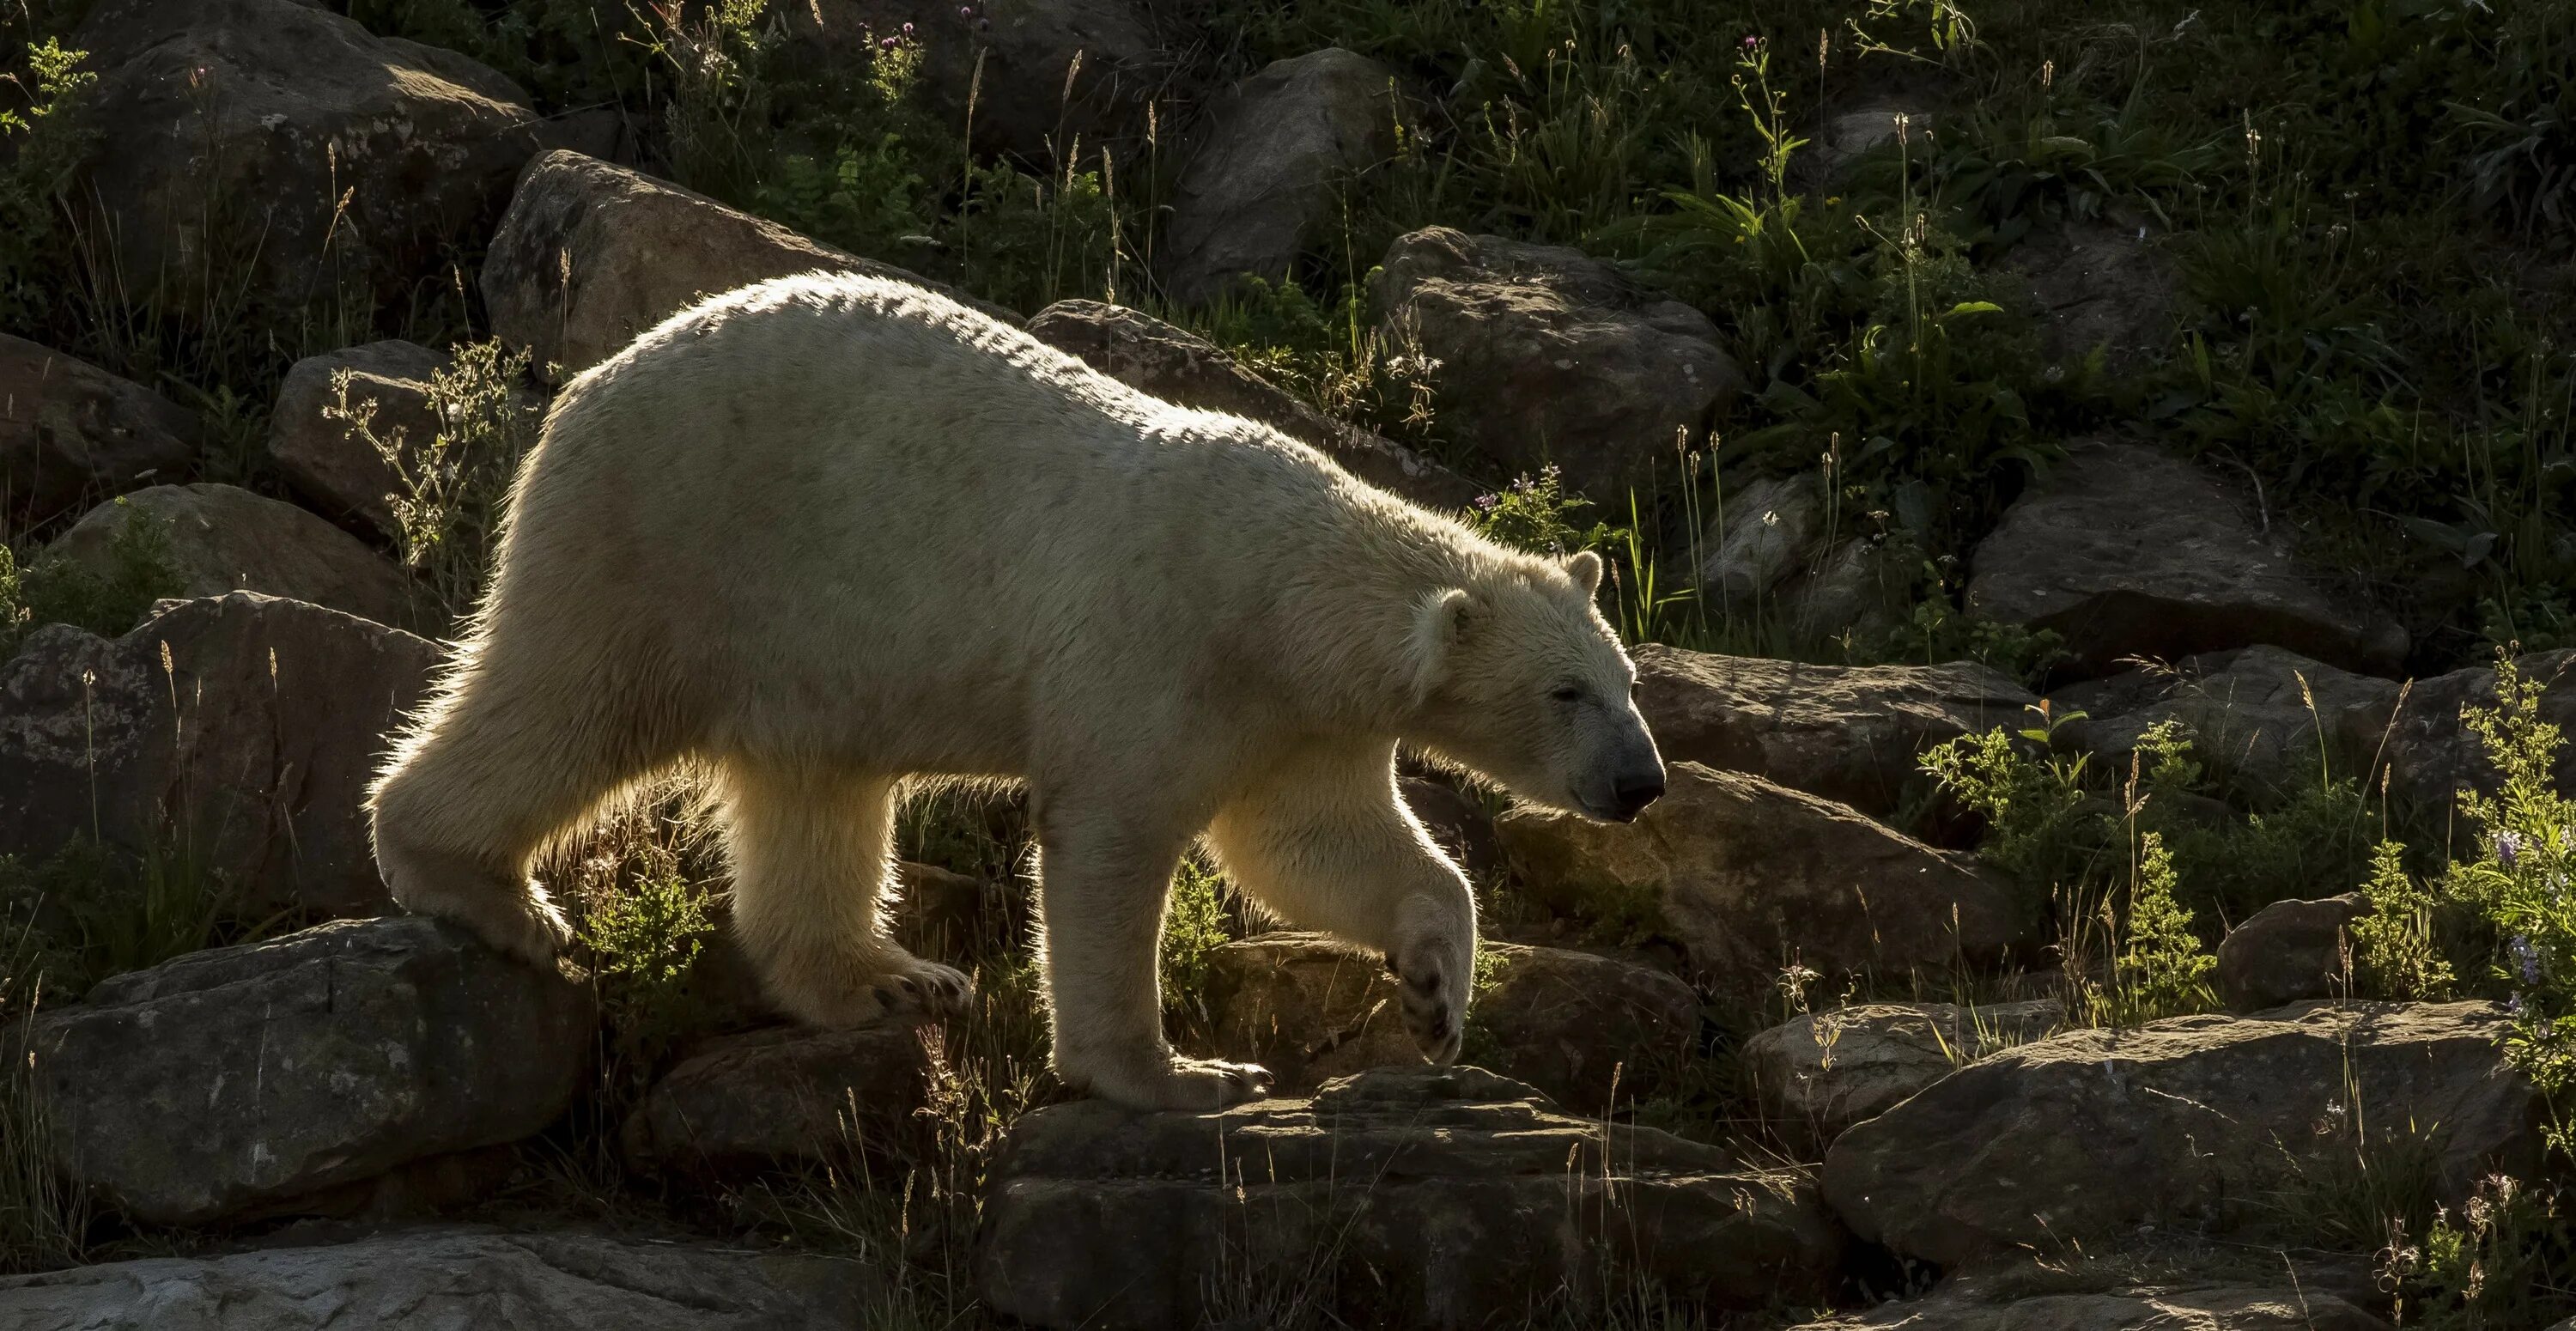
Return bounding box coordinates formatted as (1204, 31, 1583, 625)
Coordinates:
(1564, 550, 1604, 597)
(1408, 588, 1473, 702)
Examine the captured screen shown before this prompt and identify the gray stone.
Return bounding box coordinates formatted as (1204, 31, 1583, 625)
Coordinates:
(1497, 762, 2034, 998)
(1798, 100, 1939, 189)
(0, 593, 438, 918)
(0, 1227, 880, 1328)
(74, 0, 541, 307)
(24, 918, 592, 1225)
(2052, 646, 2403, 797)
(1791, 1279, 2389, 1330)
(2378, 648, 2576, 813)
(1372, 226, 1743, 499)
(978, 1066, 1842, 1329)
(1821, 1002, 2545, 1266)
(1697, 473, 1823, 606)
(1024, 299, 1476, 509)
(267, 340, 448, 538)
(1743, 1000, 2064, 1151)
(2215, 894, 2366, 1011)
(1202, 933, 1698, 1112)
(2001, 219, 2181, 375)
(0, 334, 199, 523)
(1967, 441, 2396, 678)
(1633, 644, 2038, 817)
(46, 484, 419, 629)
(621, 1024, 937, 1178)
(482, 151, 1008, 379)
(1162, 49, 1406, 304)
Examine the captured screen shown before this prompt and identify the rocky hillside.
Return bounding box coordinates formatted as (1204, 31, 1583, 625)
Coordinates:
(3, 0, 2574, 1328)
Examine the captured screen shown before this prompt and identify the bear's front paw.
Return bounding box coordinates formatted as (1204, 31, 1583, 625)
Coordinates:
(1083, 1055, 1274, 1111)
(1385, 935, 1469, 1066)
(767, 949, 975, 1028)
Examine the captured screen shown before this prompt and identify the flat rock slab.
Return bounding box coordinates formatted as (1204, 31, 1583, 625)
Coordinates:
(1634, 644, 2036, 817)
(1821, 1002, 2543, 1266)
(0, 593, 436, 918)
(27, 917, 592, 1225)
(978, 1066, 1842, 1329)
(1743, 1000, 2064, 1152)
(1498, 762, 2033, 997)
(1967, 441, 2392, 678)
(0, 1227, 879, 1329)
(1203, 933, 1698, 1113)
(1793, 1280, 2389, 1330)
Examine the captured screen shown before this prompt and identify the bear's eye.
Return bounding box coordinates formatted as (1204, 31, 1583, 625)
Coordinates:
(1550, 684, 1584, 705)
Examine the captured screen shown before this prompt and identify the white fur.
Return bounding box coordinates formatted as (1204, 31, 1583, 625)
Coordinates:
(368, 271, 1662, 1109)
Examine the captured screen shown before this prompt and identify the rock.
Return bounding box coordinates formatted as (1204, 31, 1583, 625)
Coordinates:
(1399, 774, 1504, 881)
(1778, 533, 1919, 644)
(1372, 226, 1743, 498)
(1161, 49, 1406, 305)
(2052, 646, 2403, 796)
(46, 484, 419, 629)
(1024, 300, 1476, 509)
(2215, 894, 2366, 1011)
(1790, 1279, 2390, 1330)
(23, 918, 591, 1225)
(621, 1024, 938, 1179)
(0, 334, 200, 524)
(2000, 219, 2179, 375)
(783, 0, 1162, 165)
(266, 340, 447, 538)
(1820, 1001, 2545, 1266)
(1797, 100, 1937, 189)
(2379, 648, 2576, 813)
(1697, 473, 1823, 606)
(1743, 1000, 2063, 1151)
(482, 151, 1008, 379)
(0, 1226, 881, 1328)
(1498, 763, 2033, 997)
(1633, 644, 2038, 818)
(74, 0, 540, 307)
(0, 593, 438, 918)
(1202, 933, 1698, 1112)
(1966, 440, 2395, 678)
(978, 1066, 1842, 1329)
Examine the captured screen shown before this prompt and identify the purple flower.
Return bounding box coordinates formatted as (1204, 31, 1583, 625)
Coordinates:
(1473, 494, 1499, 513)
(880, 35, 898, 49)
(2496, 830, 2524, 869)
(902, 21, 914, 33)
(2511, 933, 2542, 985)
(2508, 993, 2525, 1017)
(960, 4, 975, 15)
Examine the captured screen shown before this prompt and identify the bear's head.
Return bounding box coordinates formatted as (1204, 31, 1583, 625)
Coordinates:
(1408, 550, 1666, 823)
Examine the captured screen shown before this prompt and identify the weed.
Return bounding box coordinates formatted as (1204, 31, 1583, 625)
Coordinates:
(11, 501, 182, 644)
(1160, 857, 1236, 1029)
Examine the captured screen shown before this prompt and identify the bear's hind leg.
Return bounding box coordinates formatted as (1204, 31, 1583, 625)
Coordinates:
(715, 758, 972, 1026)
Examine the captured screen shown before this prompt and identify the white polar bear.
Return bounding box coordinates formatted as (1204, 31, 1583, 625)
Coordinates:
(368, 271, 1667, 1109)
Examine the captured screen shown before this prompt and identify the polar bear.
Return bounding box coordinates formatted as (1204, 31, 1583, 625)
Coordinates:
(367, 271, 1667, 1109)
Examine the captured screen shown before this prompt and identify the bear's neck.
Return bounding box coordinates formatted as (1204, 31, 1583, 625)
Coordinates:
(1266, 492, 1492, 734)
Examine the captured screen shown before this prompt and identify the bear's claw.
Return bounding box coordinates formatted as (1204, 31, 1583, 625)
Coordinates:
(1388, 936, 1468, 1067)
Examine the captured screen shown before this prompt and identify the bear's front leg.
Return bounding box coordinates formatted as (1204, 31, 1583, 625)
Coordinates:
(1205, 743, 1479, 1067)
(1035, 809, 1274, 1110)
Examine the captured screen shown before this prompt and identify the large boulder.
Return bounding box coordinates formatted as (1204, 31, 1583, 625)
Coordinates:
(0, 1227, 881, 1328)
(1967, 441, 2397, 678)
(1024, 299, 1476, 509)
(2214, 894, 2366, 1011)
(1742, 1000, 2064, 1151)
(1998, 218, 2180, 375)
(783, 0, 1162, 165)
(1201, 933, 1698, 1112)
(1633, 643, 2037, 818)
(482, 151, 1007, 379)
(1160, 49, 1406, 305)
(1820, 1002, 2545, 1266)
(74, 0, 541, 307)
(0, 593, 437, 917)
(2378, 648, 2576, 813)
(1372, 226, 1743, 498)
(1498, 763, 2033, 995)
(266, 340, 448, 539)
(1696, 473, 1823, 606)
(2050, 645, 2402, 797)
(621, 1024, 938, 1179)
(1789, 1277, 2390, 1330)
(46, 484, 419, 629)
(23, 918, 592, 1225)
(0, 335, 200, 524)
(977, 1066, 1843, 1329)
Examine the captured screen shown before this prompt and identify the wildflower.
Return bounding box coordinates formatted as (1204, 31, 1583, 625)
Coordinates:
(2496, 829, 2523, 869)
(1472, 494, 1498, 514)
(2511, 933, 2542, 985)
(2508, 993, 2525, 1017)
(902, 21, 914, 33)
(880, 35, 897, 49)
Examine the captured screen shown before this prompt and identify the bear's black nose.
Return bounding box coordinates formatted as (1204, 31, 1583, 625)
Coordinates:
(1610, 772, 1664, 822)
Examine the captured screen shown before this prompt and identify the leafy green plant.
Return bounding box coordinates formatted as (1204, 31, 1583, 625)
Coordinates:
(0, 837, 285, 1003)
(12, 501, 182, 643)
(1159, 858, 1235, 1024)
(2088, 830, 2218, 1024)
